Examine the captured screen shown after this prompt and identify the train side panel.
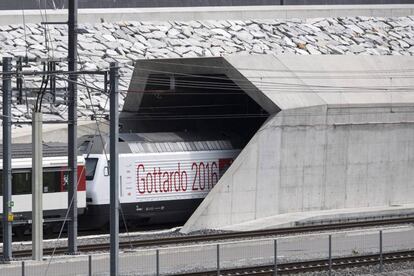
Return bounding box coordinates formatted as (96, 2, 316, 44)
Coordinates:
(83, 150, 239, 228)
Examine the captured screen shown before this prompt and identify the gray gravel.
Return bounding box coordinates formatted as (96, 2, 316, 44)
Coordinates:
(298, 261, 414, 275)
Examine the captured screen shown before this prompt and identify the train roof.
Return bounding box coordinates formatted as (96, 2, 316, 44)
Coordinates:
(79, 132, 241, 154)
(0, 143, 70, 159)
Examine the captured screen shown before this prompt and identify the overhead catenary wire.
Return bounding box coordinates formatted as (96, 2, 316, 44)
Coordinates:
(133, 59, 414, 74)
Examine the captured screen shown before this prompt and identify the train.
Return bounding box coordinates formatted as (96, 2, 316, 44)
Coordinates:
(0, 132, 239, 233)
(79, 132, 240, 228)
(0, 143, 86, 237)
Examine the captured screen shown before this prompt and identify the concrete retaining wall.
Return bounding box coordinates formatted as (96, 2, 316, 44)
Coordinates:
(1, 5, 413, 25)
(1, 0, 411, 10)
(182, 104, 414, 232)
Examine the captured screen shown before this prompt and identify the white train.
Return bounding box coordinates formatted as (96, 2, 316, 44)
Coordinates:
(0, 143, 86, 236)
(80, 132, 240, 228)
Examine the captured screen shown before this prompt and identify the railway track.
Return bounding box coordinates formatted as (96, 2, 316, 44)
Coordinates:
(182, 250, 414, 275)
(5, 216, 414, 259)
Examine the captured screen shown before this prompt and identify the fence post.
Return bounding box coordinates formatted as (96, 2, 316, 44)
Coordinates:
(88, 255, 92, 276)
(156, 249, 160, 276)
(274, 239, 278, 276)
(217, 244, 220, 276)
(328, 235, 332, 276)
(21, 261, 25, 276)
(379, 230, 383, 272)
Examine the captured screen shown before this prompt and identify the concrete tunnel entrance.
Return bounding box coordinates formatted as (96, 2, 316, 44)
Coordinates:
(118, 56, 276, 226)
(121, 67, 270, 148)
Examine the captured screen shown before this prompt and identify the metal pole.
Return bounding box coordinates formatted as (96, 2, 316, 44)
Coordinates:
(217, 244, 220, 276)
(32, 112, 43, 261)
(17, 57, 23, 104)
(110, 62, 120, 276)
(104, 71, 108, 95)
(379, 230, 383, 272)
(156, 249, 160, 276)
(49, 61, 56, 104)
(22, 261, 25, 276)
(88, 255, 92, 276)
(67, 0, 78, 255)
(2, 56, 13, 262)
(274, 239, 277, 276)
(328, 235, 332, 276)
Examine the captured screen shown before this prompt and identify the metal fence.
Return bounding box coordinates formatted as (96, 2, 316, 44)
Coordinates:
(1, 228, 414, 276)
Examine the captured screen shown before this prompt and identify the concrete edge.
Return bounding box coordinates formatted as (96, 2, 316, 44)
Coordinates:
(2, 5, 414, 25)
(216, 204, 414, 231)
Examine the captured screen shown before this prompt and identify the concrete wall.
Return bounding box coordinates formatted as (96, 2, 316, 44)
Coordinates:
(1, 0, 412, 10)
(182, 104, 414, 232)
(1, 5, 413, 24)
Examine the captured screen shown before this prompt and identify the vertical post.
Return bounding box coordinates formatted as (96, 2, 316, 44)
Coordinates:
(22, 261, 25, 276)
(379, 230, 383, 272)
(49, 60, 56, 104)
(67, 0, 78, 255)
(216, 244, 220, 276)
(328, 235, 332, 276)
(156, 249, 159, 276)
(104, 71, 108, 95)
(274, 239, 277, 276)
(2, 56, 13, 262)
(88, 255, 92, 276)
(32, 112, 43, 261)
(17, 57, 23, 104)
(110, 62, 120, 276)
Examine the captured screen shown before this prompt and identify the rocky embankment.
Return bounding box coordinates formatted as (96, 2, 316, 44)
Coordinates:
(0, 15, 413, 123)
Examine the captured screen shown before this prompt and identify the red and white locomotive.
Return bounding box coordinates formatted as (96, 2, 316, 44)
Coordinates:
(80, 132, 239, 228)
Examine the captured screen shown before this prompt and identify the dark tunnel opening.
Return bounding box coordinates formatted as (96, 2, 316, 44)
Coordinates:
(121, 73, 269, 147)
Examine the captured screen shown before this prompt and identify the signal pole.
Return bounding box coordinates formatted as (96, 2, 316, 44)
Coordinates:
(2, 57, 13, 262)
(68, 0, 78, 254)
(109, 62, 120, 276)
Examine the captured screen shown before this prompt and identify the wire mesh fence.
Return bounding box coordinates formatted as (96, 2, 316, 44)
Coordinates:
(1, 227, 413, 276)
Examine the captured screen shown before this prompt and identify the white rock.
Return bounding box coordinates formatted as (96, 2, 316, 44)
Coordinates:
(211, 29, 232, 39)
(346, 24, 364, 34)
(306, 44, 321, 54)
(349, 44, 366, 53)
(102, 34, 116, 42)
(167, 28, 180, 38)
(235, 31, 253, 43)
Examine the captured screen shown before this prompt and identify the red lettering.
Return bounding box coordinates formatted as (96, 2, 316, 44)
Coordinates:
(158, 168, 162, 192)
(199, 162, 205, 190)
(192, 162, 198, 191)
(152, 168, 158, 193)
(211, 162, 218, 187)
(136, 161, 223, 195)
(181, 171, 188, 191)
(146, 173, 153, 193)
(137, 164, 146, 194)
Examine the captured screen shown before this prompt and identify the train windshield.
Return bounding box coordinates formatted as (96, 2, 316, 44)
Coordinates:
(85, 158, 98, 181)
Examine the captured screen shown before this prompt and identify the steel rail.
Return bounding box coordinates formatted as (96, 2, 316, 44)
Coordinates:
(2, 216, 414, 259)
(182, 250, 414, 275)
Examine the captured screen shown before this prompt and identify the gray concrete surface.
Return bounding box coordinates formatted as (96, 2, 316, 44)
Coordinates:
(2, 0, 412, 10)
(178, 55, 414, 232)
(0, 5, 413, 25)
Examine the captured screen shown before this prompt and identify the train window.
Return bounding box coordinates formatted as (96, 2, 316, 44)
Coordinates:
(0, 169, 64, 195)
(85, 158, 99, 180)
(12, 172, 32, 195)
(0, 172, 32, 195)
(43, 171, 61, 193)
